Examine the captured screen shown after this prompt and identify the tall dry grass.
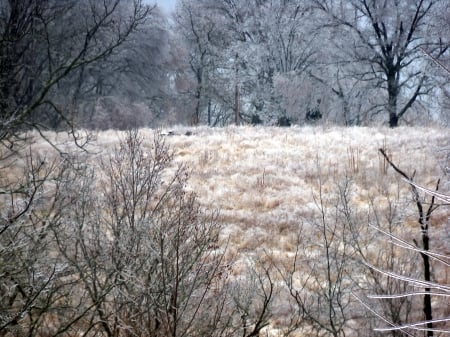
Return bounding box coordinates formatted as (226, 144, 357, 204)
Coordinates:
(20, 125, 449, 257)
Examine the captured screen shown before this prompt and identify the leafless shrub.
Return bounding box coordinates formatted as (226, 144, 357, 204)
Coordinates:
(277, 162, 356, 337)
(356, 150, 450, 336)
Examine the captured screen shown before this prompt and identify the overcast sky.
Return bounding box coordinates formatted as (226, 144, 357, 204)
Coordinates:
(153, 0, 177, 13)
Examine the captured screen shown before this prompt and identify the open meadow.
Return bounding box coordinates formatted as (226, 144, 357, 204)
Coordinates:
(89, 125, 450, 256)
(3, 125, 450, 336)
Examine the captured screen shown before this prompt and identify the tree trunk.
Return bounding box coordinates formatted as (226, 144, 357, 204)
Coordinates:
(234, 53, 240, 125)
(387, 73, 399, 128)
(421, 231, 433, 336)
(207, 99, 212, 126)
(234, 83, 240, 125)
(389, 112, 399, 128)
(193, 68, 203, 125)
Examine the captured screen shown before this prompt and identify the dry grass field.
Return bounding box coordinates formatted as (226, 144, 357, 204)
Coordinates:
(20, 125, 450, 335)
(87, 125, 449, 253)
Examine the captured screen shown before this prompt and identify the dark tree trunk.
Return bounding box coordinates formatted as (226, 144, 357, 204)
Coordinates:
(234, 53, 240, 125)
(234, 83, 240, 125)
(387, 69, 399, 128)
(389, 113, 399, 128)
(379, 150, 438, 336)
(193, 68, 203, 125)
(421, 226, 433, 336)
(207, 99, 211, 126)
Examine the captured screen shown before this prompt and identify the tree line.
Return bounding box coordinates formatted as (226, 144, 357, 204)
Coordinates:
(1, 0, 449, 133)
(176, 0, 450, 127)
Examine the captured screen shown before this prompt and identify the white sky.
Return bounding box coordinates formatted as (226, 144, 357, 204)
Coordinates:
(153, 0, 177, 13)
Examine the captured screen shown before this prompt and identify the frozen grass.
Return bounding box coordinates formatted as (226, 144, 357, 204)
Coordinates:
(21, 125, 449, 255)
(157, 126, 448, 255)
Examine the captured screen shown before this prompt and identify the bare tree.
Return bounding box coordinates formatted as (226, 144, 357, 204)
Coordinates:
(313, 0, 446, 127)
(362, 149, 447, 336)
(69, 7, 178, 129)
(347, 178, 419, 336)
(174, 0, 320, 125)
(0, 0, 150, 145)
(279, 168, 355, 337)
(228, 255, 275, 337)
(1, 129, 279, 337)
(176, 0, 253, 127)
(277, 164, 431, 336)
(0, 149, 98, 336)
(0, 2, 152, 332)
(45, 130, 230, 337)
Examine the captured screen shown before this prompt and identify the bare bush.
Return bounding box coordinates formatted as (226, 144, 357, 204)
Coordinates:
(48, 130, 229, 336)
(356, 150, 450, 336)
(276, 157, 433, 336)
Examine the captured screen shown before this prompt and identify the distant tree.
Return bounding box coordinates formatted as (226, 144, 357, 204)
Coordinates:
(174, 0, 319, 125)
(421, 1, 450, 125)
(0, 0, 150, 144)
(67, 7, 178, 129)
(313, 0, 447, 127)
(174, 0, 230, 125)
(215, 0, 318, 124)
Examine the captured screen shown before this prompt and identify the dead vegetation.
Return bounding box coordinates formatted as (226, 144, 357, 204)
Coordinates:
(1, 125, 449, 336)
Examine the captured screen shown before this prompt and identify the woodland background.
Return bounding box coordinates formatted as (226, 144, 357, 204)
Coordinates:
(1, 0, 450, 131)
